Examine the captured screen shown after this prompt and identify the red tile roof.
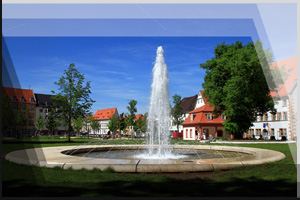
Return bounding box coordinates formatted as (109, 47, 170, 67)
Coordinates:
(134, 114, 144, 121)
(93, 107, 117, 120)
(270, 56, 297, 97)
(182, 90, 224, 125)
(2, 87, 36, 104)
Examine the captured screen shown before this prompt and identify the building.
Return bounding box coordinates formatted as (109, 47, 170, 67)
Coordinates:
(246, 56, 297, 140)
(181, 90, 230, 140)
(89, 107, 119, 136)
(2, 87, 36, 136)
(34, 93, 68, 136)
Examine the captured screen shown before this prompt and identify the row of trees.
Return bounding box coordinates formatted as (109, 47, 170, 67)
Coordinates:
(107, 100, 148, 139)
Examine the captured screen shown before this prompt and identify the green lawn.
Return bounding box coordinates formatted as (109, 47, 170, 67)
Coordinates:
(1, 137, 297, 197)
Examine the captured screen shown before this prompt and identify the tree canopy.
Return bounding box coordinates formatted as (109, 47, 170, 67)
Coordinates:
(171, 94, 184, 131)
(200, 41, 277, 138)
(126, 99, 137, 139)
(51, 63, 94, 141)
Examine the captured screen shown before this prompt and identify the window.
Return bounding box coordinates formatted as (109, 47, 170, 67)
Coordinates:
(30, 98, 35, 102)
(277, 112, 282, 121)
(30, 105, 34, 111)
(186, 129, 188, 138)
(206, 113, 212, 120)
(256, 129, 261, 136)
(271, 128, 274, 136)
(20, 97, 26, 102)
(279, 129, 285, 136)
(13, 104, 18, 110)
(28, 113, 34, 119)
(12, 96, 18, 101)
(260, 115, 263, 121)
(190, 129, 192, 138)
(282, 99, 287, 107)
(272, 113, 276, 121)
(264, 113, 268, 121)
(283, 112, 287, 120)
(20, 104, 26, 110)
(221, 114, 226, 120)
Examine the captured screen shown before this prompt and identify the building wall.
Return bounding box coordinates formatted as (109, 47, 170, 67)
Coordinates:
(183, 126, 226, 140)
(35, 106, 68, 134)
(248, 98, 290, 140)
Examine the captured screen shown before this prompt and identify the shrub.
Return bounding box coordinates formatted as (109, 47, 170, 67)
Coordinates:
(270, 136, 275, 140)
(103, 166, 116, 173)
(281, 136, 287, 141)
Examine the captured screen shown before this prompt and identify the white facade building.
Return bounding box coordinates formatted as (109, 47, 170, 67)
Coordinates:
(247, 56, 297, 140)
(88, 107, 119, 136)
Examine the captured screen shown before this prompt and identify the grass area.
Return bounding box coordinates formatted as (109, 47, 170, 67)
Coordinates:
(1, 137, 297, 197)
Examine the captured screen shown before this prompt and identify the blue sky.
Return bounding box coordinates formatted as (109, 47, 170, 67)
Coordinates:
(4, 36, 253, 115)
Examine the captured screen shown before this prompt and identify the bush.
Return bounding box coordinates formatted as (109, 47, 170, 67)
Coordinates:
(270, 136, 275, 140)
(103, 166, 116, 173)
(281, 136, 287, 141)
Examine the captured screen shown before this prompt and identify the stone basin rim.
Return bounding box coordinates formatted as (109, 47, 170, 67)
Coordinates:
(5, 145, 286, 173)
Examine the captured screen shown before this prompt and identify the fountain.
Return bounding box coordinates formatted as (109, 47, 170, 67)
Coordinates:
(4, 47, 286, 172)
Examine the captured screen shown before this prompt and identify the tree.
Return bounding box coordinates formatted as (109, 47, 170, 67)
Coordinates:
(72, 117, 84, 137)
(107, 114, 118, 139)
(35, 114, 45, 137)
(117, 113, 127, 139)
(46, 109, 60, 136)
(171, 94, 184, 132)
(90, 117, 100, 137)
(200, 41, 277, 139)
(51, 63, 95, 142)
(126, 99, 137, 139)
(140, 112, 148, 134)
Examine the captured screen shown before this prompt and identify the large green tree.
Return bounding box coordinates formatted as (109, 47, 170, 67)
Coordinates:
(200, 41, 277, 139)
(171, 94, 184, 132)
(126, 99, 137, 139)
(51, 63, 94, 141)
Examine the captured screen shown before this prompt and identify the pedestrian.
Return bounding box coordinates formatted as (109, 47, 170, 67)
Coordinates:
(195, 130, 198, 140)
(203, 134, 206, 140)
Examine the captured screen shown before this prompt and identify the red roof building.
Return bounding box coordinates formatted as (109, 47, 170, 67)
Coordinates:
(182, 90, 229, 140)
(93, 107, 118, 120)
(2, 87, 36, 136)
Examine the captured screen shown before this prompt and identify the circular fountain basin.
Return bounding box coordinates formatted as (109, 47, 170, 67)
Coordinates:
(5, 145, 286, 173)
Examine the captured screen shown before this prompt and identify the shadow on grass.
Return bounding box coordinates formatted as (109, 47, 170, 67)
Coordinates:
(2, 140, 89, 144)
(3, 176, 296, 197)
